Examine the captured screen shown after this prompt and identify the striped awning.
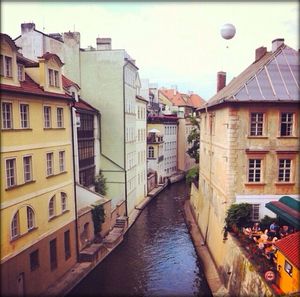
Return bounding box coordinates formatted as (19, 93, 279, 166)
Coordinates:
(265, 196, 300, 229)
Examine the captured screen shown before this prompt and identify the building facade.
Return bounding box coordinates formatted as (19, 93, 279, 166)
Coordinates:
(1, 34, 77, 296)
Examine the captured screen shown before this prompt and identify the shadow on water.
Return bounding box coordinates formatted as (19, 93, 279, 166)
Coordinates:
(68, 181, 212, 297)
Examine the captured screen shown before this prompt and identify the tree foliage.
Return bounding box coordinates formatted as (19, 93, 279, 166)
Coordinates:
(91, 204, 105, 234)
(224, 203, 252, 232)
(186, 166, 199, 184)
(186, 116, 200, 164)
(94, 170, 107, 196)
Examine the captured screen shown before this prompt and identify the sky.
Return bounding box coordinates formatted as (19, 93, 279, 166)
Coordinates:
(1, 1, 299, 100)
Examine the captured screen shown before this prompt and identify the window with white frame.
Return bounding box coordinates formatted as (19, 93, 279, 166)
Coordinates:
(54, 71, 59, 87)
(6, 158, 16, 188)
(251, 204, 260, 221)
(284, 260, 293, 275)
(148, 146, 154, 158)
(27, 206, 35, 230)
(61, 192, 67, 212)
(280, 112, 294, 136)
(44, 106, 51, 128)
(20, 104, 29, 128)
(59, 151, 65, 172)
(23, 155, 32, 182)
(48, 69, 59, 87)
(2, 102, 13, 129)
(0, 55, 12, 77)
(49, 196, 56, 218)
(46, 152, 54, 176)
(248, 159, 261, 182)
(57, 108, 64, 128)
(278, 159, 291, 182)
(17, 64, 24, 81)
(250, 112, 264, 136)
(48, 69, 54, 85)
(11, 211, 20, 239)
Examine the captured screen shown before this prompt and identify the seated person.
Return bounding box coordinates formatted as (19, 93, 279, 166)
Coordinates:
(269, 221, 279, 237)
(279, 225, 289, 238)
(252, 222, 261, 232)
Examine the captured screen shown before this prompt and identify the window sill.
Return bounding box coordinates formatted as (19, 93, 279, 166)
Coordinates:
(247, 136, 268, 139)
(1, 128, 32, 132)
(10, 227, 38, 242)
(277, 136, 298, 139)
(5, 180, 36, 191)
(244, 183, 266, 186)
(44, 127, 65, 130)
(275, 182, 295, 186)
(49, 210, 70, 221)
(46, 171, 67, 179)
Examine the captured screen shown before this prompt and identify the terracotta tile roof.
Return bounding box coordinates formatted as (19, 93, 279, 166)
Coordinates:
(74, 99, 98, 113)
(274, 232, 300, 269)
(1, 74, 72, 100)
(62, 75, 80, 89)
(190, 94, 206, 108)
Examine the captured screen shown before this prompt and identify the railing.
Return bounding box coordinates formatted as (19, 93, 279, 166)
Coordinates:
(79, 157, 94, 168)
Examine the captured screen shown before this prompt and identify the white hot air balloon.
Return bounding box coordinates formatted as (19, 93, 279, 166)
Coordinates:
(220, 23, 236, 40)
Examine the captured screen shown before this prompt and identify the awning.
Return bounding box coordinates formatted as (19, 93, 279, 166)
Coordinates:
(265, 196, 300, 229)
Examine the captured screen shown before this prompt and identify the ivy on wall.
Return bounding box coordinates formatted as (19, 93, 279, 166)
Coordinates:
(91, 204, 105, 234)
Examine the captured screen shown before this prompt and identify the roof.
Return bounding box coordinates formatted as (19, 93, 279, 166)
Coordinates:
(38, 52, 64, 66)
(159, 89, 206, 108)
(62, 75, 80, 89)
(74, 98, 99, 113)
(0, 33, 20, 51)
(265, 196, 300, 229)
(202, 43, 299, 109)
(1, 73, 72, 100)
(274, 232, 300, 269)
(16, 54, 39, 67)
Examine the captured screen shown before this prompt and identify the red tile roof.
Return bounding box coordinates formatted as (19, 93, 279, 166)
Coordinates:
(74, 99, 98, 113)
(62, 75, 80, 89)
(274, 232, 300, 269)
(1, 74, 72, 100)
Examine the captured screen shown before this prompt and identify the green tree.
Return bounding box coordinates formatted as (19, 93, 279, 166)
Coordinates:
(186, 166, 199, 184)
(224, 203, 252, 232)
(94, 170, 107, 195)
(187, 116, 200, 164)
(91, 204, 105, 234)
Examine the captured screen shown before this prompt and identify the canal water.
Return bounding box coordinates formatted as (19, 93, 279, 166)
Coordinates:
(69, 181, 212, 297)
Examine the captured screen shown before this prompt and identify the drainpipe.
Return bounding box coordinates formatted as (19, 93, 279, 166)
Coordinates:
(123, 59, 129, 217)
(70, 101, 80, 261)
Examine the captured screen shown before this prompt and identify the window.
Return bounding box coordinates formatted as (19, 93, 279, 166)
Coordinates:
(23, 156, 32, 182)
(49, 196, 56, 218)
(61, 192, 67, 212)
(64, 230, 71, 260)
(251, 204, 260, 221)
(54, 71, 59, 87)
(148, 146, 154, 158)
(49, 239, 57, 270)
(48, 69, 54, 86)
(18, 64, 24, 81)
(59, 151, 65, 172)
(2, 102, 13, 129)
(250, 112, 264, 136)
(248, 159, 261, 182)
(0, 55, 12, 77)
(278, 159, 291, 182)
(57, 108, 64, 128)
(27, 207, 35, 230)
(46, 153, 54, 176)
(30, 250, 39, 271)
(6, 158, 16, 188)
(11, 211, 20, 239)
(284, 260, 293, 275)
(20, 104, 29, 128)
(48, 69, 59, 87)
(280, 112, 294, 136)
(44, 106, 51, 128)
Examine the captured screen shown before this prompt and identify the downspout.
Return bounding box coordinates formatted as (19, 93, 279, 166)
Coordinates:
(123, 59, 129, 217)
(70, 101, 80, 261)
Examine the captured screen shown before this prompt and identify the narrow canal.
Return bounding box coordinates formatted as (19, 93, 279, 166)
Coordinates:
(69, 181, 212, 297)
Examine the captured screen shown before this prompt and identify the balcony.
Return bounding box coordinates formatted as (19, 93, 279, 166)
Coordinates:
(147, 133, 163, 144)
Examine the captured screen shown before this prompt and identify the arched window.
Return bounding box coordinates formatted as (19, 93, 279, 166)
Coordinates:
(148, 146, 154, 158)
(11, 211, 20, 239)
(49, 196, 56, 218)
(61, 192, 67, 212)
(27, 206, 35, 230)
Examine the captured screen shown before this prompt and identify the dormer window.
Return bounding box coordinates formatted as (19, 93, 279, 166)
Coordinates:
(17, 64, 25, 81)
(0, 55, 12, 78)
(48, 68, 60, 87)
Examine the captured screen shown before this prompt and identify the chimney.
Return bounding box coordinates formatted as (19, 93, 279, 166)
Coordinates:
(96, 38, 112, 50)
(21, 23, 35, 33)
(272, 38, 284, 52)
(255, 46, 267, 61)
(217, 71, 226, 92)
(171, 85, 177, 95)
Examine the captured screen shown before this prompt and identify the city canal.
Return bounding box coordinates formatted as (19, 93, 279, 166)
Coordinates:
(69, 181, 212, 297)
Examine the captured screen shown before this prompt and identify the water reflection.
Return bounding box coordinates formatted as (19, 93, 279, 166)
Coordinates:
(69, 181, 212, 297)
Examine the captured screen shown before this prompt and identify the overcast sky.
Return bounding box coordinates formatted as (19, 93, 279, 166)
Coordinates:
(1, 1, 299, 100)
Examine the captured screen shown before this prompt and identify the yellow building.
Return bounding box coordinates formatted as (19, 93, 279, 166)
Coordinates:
(1, 34, 77, 296)
(191, 39, 299, 275)
(274, 232, 300, 294)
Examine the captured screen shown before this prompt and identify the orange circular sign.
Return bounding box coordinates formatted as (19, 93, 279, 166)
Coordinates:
(265, 271, 275, 282)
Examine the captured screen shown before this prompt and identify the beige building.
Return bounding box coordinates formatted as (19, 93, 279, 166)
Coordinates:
(191, 39, 299, 271)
